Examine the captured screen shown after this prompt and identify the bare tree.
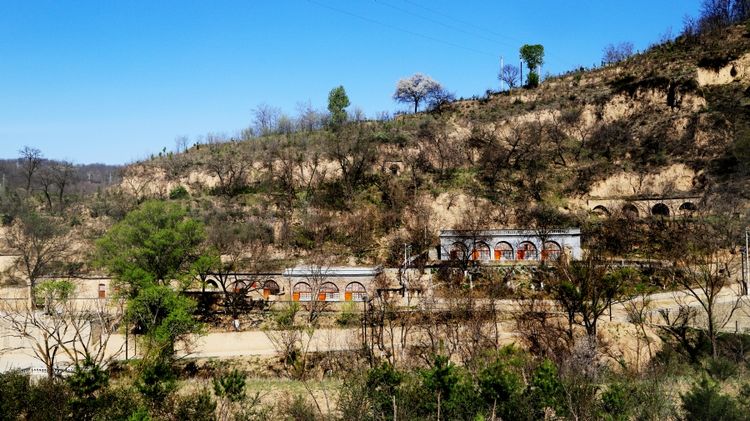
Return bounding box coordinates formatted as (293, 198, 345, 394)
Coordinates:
(0, 286, 124, 378)
(550, 255, 631, 338)
(296, 101, 326, 132)
(205, 143, 251, 196)
(205, 219, 271, 319)
(36, 161, 78, 213)
(303, 262, 332, 325)
(514, 292, 571, 362)
(252, 103, 282, 136)
(120, 165, 155, 205)
(5, 212, 69, 306)
(37, 165, 56, 211)
(602, 42, 634, 65)
(18, 146, 43, 193)
(327, 124, 378, 197)
(672, 251, 741, 358)
(174, 135, 189, 153)
(498, 64, 521, 90)
(51, 161, 77, 213)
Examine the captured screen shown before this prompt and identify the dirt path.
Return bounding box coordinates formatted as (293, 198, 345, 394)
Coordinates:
(4, 284, 750, 372)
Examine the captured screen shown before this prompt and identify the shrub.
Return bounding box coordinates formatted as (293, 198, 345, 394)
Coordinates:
(0, 371, 30, 419)
(169, 185, 189, 200)
(706, 357, 738, 381)
(681, 376, 743, 421)
(213, 369, 246, 403)
(278, 394, 318, 421)
(336, 302, 360, 327)
(136, 359, 177, 407)
(600, 383, 633, 421)
(173, 388, 216, 421)
(527, 359, 564, 417)
(274, 302, 300, 328)
(527, 73, 540, 88)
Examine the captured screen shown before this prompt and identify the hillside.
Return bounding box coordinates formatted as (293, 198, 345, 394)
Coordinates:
(98, 23, 750, 267)
(7, 23, 750, 270)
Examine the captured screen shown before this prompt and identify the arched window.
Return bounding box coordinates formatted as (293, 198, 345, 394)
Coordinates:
(98, 283, 106, 299)
(542, 241, 562, 261)
(517, 242, 538, 260)
(651, 203, 670, 217)
(592, 205, 610, 216)
(263, 280, 280, 298)
(494, 242, 514, 261)
(449, 242, 468, 260)
(622, 203, 639, 218)
(679, 202, 697, 215)
(232, 278, 257, 293)
(206, 280, 219, 290)
(471, 242, 491, 261)
(293, 282, 312, 302)
(318, 282, 339, 301)
(345, 282, 367, 302)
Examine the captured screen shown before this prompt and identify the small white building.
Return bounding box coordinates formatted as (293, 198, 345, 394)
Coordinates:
(438, 228, 582, 262)
(283, 266, 382, 302)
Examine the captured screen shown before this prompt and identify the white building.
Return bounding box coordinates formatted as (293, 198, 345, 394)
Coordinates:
(438, 228, 582, 262)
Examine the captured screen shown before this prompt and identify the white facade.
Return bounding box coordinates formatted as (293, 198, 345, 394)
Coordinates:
(439, 228, 582, 262)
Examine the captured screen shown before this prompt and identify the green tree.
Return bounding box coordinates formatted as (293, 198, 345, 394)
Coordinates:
(67, 356, 110, 420)
(519, 44, 545, 87)
(96, 200, 205, 296)
(126, 284, 199, 358)
(478, 346, 528, 419)
(327, 85, 350, 128)
(136, 357, 177, 408)
(35, 279, 75, 314)
(528, 359, 564, 417)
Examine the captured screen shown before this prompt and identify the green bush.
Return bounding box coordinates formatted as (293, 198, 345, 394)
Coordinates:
(0, 371, 30, 420)
(336, 302, 360, 327)
(168, 185, 189, 200)
(706, 357, 739, 382)
(681, 376, 743, 421)
(173, 388, 216, 421)
(273, 302, 300, 328)
(600, 383, 632, 421)
(136, 359, 177, 407)
(527, 359, 564, 417)
(213, 369, 246, 403)
(527, 72, 540, 88)
(278, 394, 318, 421)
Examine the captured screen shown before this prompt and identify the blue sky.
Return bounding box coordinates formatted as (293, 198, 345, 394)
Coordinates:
(0, 0, 702, 164)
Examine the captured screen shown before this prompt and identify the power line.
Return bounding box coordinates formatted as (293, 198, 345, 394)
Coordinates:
(373, 0, 516, 49)
(402, 0, 524, 45)
(402, 0, 576, 69)
(307, 0, 497, 57)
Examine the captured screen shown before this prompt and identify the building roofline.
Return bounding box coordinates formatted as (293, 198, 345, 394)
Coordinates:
(283, 266, 383, 277)
(587, 195, 702, 201)
(440, 228, 581, 237)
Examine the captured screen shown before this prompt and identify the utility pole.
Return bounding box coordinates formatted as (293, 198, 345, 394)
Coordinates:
(402, 244, 411, 297)
(499, 56, 504, 91)
(745, 228, 749, 295)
